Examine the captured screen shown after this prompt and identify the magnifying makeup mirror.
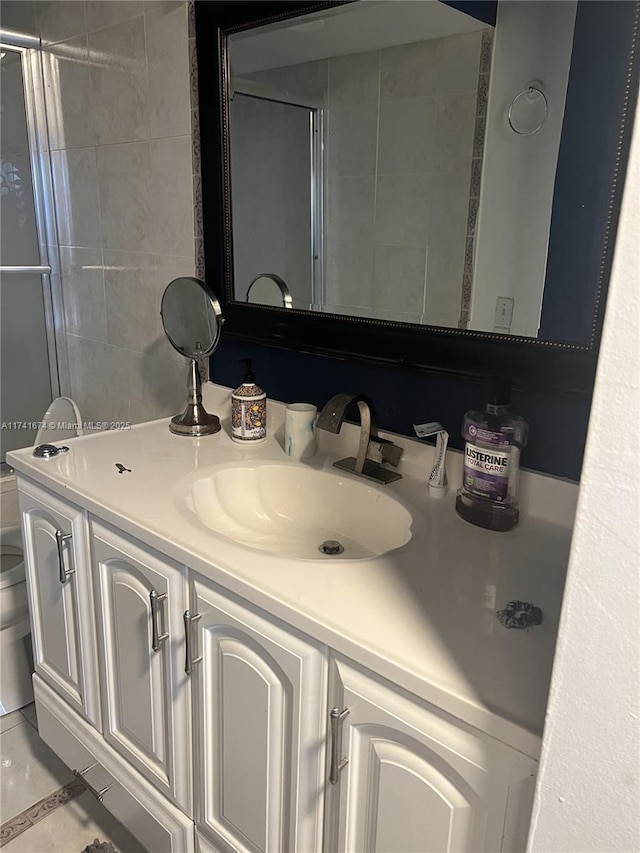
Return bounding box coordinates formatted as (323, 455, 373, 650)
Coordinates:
(160, 277, 224, 436)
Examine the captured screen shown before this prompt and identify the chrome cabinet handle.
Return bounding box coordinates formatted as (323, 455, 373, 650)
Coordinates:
(183, 609, 202, 676)
(149, 589, 169, 652)
(329, 707, 349, 785)
(55, 529, 74, 584)
(73, 765, 113, 803)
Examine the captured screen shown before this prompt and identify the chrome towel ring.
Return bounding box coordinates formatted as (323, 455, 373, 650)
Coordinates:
(508, 85, 548, 136)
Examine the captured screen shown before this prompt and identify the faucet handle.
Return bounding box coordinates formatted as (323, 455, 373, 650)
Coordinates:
(367, 437, 403, 467)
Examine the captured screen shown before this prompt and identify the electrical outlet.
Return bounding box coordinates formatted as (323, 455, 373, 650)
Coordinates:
(495, 296, 514, 327)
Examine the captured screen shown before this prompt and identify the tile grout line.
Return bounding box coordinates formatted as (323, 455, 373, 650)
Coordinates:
(0, 779, 86, 847)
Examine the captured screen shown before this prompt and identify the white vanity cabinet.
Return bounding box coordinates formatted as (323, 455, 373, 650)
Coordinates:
(324, 657, 537, 853)
(20, 481, 195, 852)
(17, 472, 541, 853)
(189, 575, 327, 853)
(91, 520, 193, 815)
(18, 479, 101, 729)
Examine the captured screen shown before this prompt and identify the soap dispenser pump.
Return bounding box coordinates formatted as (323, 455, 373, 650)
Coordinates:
(231, 358, 267, 444)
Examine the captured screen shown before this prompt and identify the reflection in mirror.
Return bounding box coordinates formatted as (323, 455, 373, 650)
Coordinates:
(507, 85, 548, 136)
(227, 0, 579, 338)
(160, 277, 224, 437)
(229, 1, 492, 326)
(231, 88, 319, 309)
(161, 275, 223, 358)
(246, 273, 293, 308)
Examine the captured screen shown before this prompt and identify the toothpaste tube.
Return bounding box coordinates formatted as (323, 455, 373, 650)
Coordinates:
(413, 422, 449, 498)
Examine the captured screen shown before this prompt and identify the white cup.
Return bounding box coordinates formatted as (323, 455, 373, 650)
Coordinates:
(284, 403, 317, 459)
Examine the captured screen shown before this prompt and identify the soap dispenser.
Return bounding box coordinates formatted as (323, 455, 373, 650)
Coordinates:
(231, 358, 267, 444)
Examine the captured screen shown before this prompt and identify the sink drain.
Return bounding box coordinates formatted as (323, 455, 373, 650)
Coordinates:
(319, 539, 344, 556)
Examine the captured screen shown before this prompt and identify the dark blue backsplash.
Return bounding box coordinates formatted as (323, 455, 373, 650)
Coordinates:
(211, 340, 590, 481)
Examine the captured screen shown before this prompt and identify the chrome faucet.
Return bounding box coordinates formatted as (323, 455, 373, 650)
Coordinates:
(316, 393, 403, 484)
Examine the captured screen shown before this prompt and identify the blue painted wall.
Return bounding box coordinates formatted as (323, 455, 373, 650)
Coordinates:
(211, 340, 591, 481)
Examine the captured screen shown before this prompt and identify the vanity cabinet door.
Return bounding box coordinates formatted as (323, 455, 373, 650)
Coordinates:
(18, 479, 101, 729)
(325, 657, 537, 853)
(190, 575, 327, 853)
(91, 521, 192, 815)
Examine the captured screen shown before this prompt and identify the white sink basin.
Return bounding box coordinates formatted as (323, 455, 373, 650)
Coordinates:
(185, 461, 413, 560)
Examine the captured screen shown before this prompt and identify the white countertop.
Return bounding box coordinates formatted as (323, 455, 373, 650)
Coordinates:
(8, 384, 578, 757)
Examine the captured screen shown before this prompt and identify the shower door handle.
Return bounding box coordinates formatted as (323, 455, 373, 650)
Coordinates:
(55, 529, 74, 584)
(0, 265, 51, 274)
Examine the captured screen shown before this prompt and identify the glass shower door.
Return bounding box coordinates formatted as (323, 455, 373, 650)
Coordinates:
(229, 86, 323, 311)
(1, 43, 57, 460)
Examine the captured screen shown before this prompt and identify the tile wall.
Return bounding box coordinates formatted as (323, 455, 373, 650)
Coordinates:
(325, 31, 485, 327)
(240, 29, 487, 327)
(2, 0, 197, 427)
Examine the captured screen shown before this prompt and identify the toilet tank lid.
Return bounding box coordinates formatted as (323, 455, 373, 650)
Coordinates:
(35, 397, 83, 445)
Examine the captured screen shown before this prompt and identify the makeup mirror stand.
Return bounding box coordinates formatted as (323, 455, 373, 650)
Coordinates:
(160, 276, 225, 437)
(170, 355, 221, 437)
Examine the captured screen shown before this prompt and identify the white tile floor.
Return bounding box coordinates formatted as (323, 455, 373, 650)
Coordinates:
(0, 704, 146, 852)
(1, 709, 73, 821)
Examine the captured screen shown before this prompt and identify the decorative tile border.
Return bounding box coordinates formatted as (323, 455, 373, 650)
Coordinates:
(479, 29, 493, 74)
(477, 72, 490, 116)
(0, 779, 85, 847)
(188, 0, 207, 381)
(458, 28, 494, 330)
(187, 0, 197, 40)
(187, 0, 205, 281)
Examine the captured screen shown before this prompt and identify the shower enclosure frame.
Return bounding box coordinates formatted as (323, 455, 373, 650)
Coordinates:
(1, 28, 69, 417)
(230, 77, 325, 311)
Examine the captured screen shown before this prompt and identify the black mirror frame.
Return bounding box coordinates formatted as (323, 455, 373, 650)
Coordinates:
(195, 0, 639, 396)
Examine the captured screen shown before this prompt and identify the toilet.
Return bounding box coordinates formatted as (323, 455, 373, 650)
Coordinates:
(0, 526, 33, 714)
(0, 397, 83, 715)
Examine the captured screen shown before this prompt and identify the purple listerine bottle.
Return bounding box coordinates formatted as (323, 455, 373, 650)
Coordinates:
(455, 376, 528, 532)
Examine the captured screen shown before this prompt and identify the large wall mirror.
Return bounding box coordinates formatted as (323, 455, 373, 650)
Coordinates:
(196, 1, 639, 391)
